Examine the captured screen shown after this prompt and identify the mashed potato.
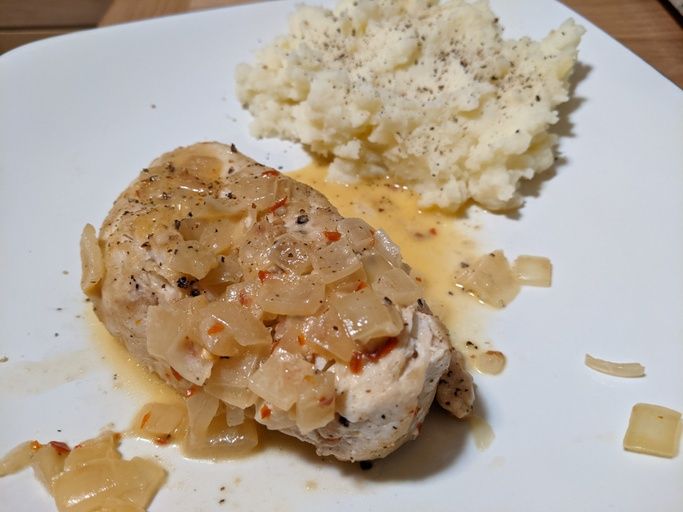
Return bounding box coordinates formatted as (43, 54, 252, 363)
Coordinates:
(236, 0, 584, 211)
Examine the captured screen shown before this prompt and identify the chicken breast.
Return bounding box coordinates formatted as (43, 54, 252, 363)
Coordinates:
(81, 142, 474, 461)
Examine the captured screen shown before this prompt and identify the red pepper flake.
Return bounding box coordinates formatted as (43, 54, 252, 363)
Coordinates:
(415, 277, 423, 283)
(318, 396, 333, 407)
(48, 441, 71, 455)
(366, 337, 399, 363)
(355, 281, 368, 291)
(323, 230, 342, 242)
(266, 196, 288, 213)
(170, 367, 183, 381)
(297, 334, 307, 346)
(154, 435, 171, 445)
(113, 433, 122, 443)
(257, 270, 271, 283)
(140, 412, 152, 429)
(260, 404, 272, 419)
(30, 441, 42, 451)
(184, 385, 201, 397)
(261, 170, 280, 177)
(349, 352, 364, 374)
(429, 227, 438, 236)
(207, 322, 224, 335)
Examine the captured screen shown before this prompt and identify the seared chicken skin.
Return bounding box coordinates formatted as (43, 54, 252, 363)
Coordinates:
(81, 142, 473, 461)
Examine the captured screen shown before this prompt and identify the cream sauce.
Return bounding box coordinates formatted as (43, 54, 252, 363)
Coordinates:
(290, 162, 490, 350)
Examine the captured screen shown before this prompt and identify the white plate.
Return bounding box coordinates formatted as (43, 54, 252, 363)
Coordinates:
(1, 1, 682, 510)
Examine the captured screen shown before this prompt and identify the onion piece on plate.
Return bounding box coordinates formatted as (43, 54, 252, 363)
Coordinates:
(0, 441, 38, 477)
(512, 255, 552, 287)
(0, 431, 166, 512)
(623, 403, 682, 458)
(455, 250, 520, 308)
(585, 354, 645, 378)
(79, 224, 104, 293)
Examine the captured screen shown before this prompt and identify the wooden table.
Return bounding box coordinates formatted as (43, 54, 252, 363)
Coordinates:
(1, 0, 681, 88)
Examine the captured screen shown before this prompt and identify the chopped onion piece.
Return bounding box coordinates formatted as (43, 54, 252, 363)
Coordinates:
(177, 218, 206, 241)
(371, 267, 422, 306)
(200, 252, 243, 287)
(166, 337, 214, 386)
(361, 253, 394, 284)
(225, 405, 245, 427)
(272, 316, 307, 357)
(338, 218, 374, 251)
(1, 432, 165, 512)
(167, 241, 218, 279)
(332, 288, 403, 345)
(186, 392, 220, 446)
(197, 299, 271, 357)
(585, 354, 645, 378)
(184, 413, 258, 459)
(211, 387, 257, 409)
(147, 297, 214, 385)
(199, 218, 235, 254)
(301, 307, 356, 363)
(248, 348, 316, 410)
(237, 218, 283, 271)
(133, 404, 187, 443)
(204, 300, 271, 348)
(227, 172, 282, 213)
(311, 240, 362, 284)
(513, 255, 552, 287)
(223, 282, 263, 318)
(147, 296, 208, 360)
(295, 372, 336, 434)
(204, 354, 261, 408)
(455, 250, 520, 308)
(326, 268, 369, 296)
(257, 274, 325, 316)
(177, 154, 223, 181)
(269, 234, 313, 275)
(373, 229, 402, 267)
(80, 224, 104, 293)
(255, 399, 297, 430)
(197, 312, 242, 357)
(64, 432, 120, 471)
(52, 457, 166, 512)
(203, 195, 249, 217)
(623, 403, 681, 458)
(32, 443, 68, 492)
(0, 441, 38, 477)
(206, 353, 261, 388)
